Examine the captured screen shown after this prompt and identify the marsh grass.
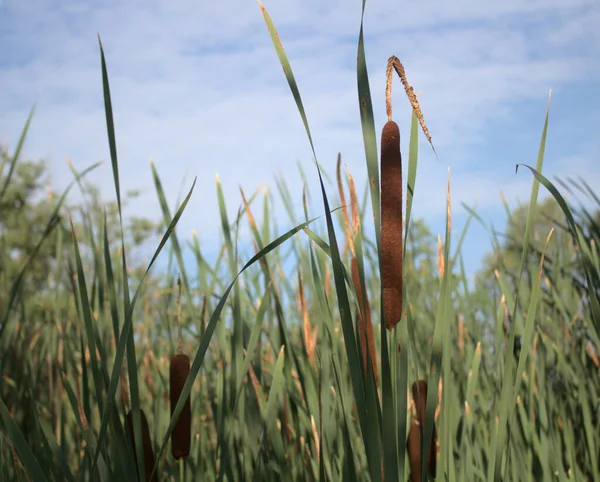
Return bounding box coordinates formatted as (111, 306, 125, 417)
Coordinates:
(1, 1, 599, 481)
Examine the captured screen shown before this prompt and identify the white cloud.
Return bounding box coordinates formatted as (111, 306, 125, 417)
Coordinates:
(1, 0, 598, 276)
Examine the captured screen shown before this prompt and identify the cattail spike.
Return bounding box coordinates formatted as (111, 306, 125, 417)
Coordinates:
(126, 409, 158, 482)
(170, 353, 191, 460)
(407, 380, 437, 481)
(380, 119, 403, 330)
(351, 257, 378, 385)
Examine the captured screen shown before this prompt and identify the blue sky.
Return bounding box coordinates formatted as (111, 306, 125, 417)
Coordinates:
(1, 0, 599, 282)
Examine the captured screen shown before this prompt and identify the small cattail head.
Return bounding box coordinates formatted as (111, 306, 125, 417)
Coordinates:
(351, 257, 378, 386)
(125, 409, 157, 482)
(407, 379, 437, 481)
(170, 353, 191, 460)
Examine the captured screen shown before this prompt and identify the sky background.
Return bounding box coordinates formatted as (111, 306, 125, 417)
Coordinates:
(1, 0, 599, 282)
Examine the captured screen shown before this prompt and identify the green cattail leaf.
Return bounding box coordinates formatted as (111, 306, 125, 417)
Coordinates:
(0, 398, 48, 482)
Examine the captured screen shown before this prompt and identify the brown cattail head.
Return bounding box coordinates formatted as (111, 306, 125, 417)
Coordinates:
(170, 353, 191, 460)
(412, 380, 428, 422)
(126, 409, 157, 482)
(351, 257, 378, 386)
(380, 119, 403, 330)
(407, 380, 437, 481)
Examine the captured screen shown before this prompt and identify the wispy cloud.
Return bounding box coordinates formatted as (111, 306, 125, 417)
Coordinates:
(1, 0, 598, 276)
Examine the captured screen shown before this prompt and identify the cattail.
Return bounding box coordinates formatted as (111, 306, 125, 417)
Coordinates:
(351, 257, 378, 385)
(380, 119, 403, 330)
(126, 409, 157, 482)
(170, 353, 191, 460)
(407, 380, 437, 481)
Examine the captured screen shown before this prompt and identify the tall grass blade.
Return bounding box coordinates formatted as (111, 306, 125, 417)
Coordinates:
(0, 398, 48, 482)
(0, 105, 35, 202)
(488, 92, 551, 482)
(257, 3, 385, 478)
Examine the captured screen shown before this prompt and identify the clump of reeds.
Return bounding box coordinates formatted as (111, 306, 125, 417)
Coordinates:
(407, 380, 437, 482)
(125, 409, 158, 482)
(170, 277, 191, 460)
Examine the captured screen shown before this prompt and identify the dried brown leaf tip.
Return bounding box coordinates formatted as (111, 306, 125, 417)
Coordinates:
(386, 55, 437, 157)
(437, 234, 445, 278)
(336, 153, 353, 257)
(170, 353, 191, 460)
(347, 170, 360, 241)
(126, 409, 158, 482)
(299, 269, 318, 367)
(380, 119, 403, 330)
(407, 380, 437, 482)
